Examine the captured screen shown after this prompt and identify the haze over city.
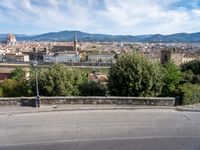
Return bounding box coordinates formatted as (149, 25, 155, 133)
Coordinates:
(0, 0, 200, 35)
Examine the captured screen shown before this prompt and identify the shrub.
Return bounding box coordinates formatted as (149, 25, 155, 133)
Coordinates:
(79, 81, 107, 96)
(0, 79, 32, 97)
(178, 83, 200, 105)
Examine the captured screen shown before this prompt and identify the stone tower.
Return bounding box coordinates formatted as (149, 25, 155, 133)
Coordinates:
(161, 49, 185, 65)
(160, 50, 171, 64)
(74, 32, 77, 52)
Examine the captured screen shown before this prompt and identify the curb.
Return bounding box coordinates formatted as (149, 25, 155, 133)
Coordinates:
(1, 106, 200, 115)
(175, 107, 200, 112)
(0, 106, 176, 115)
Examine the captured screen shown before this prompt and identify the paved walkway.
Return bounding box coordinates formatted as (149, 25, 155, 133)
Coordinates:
(0, 104, 176, 115)
(0, 103, 200, 115)
(176, 103, 200, 112)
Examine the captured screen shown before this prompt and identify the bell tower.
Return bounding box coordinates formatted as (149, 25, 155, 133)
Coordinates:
(74, 32, 77, 52)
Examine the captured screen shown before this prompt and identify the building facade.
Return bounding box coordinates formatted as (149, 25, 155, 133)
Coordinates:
(44, 52, 80, 63)
(87, 53, 115, 63)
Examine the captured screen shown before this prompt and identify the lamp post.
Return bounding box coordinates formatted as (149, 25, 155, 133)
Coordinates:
(33, 60, 40, 108)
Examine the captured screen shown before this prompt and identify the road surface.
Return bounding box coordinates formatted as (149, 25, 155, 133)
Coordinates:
(0, 109, 200, 150)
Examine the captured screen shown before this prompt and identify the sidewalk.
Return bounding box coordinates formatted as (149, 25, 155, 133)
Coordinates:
(0, 104, 177, 115)
(1, 104, 200, 115)
(176, 103, 200, 112)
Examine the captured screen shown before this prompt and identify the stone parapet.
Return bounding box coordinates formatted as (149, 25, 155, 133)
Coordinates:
(0, 96, 175, 107)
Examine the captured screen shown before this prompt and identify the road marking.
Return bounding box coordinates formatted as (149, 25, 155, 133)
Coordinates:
(183, 114, 191, 121)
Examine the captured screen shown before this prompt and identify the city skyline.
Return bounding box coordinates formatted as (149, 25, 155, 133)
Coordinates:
(0, 0, 200, 35)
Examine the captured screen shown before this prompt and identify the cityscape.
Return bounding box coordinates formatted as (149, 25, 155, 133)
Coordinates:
(0, 0, 200, 150)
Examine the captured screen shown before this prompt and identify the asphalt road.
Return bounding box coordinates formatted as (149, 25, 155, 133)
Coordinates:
(0, 109, 200, 150)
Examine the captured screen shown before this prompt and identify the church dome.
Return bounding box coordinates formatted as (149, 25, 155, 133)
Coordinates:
(7, 33, 16, 43)
(6, 33, 16, 45)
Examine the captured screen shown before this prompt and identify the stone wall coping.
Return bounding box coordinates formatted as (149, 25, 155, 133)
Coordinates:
(0, 96, 175, 101)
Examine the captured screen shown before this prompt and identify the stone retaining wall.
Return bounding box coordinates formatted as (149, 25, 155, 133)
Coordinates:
(0, 96, 175, 107)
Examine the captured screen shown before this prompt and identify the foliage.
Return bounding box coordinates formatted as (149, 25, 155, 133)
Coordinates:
(0, 79, 32, 97)
(181, 60, 200, 75)
(183, 70, 200, 84)
(183, 70, 194, 83)
(79, 81, 107, 96)
(192, 74, 200, 84)
(31, 63, 87, 96)
(177, 83, 200, 105)
(108, 52, 165, 96)
(0, 86, 3, 97)
(161, 62, 183, 96)
(9, 67, 26, 81)
(181, 60, 200, 84)
(0, 67, 32, 97)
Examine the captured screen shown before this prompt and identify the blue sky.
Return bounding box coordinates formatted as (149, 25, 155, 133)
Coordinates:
(0, 0, 200, 35)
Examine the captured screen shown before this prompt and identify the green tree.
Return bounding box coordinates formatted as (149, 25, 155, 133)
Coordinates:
(108, 52, 165, 96)
(31, 63, 87, 96)
(181, 60, 200, 75)
(161, 62, 183, 96)
(9, 67, 26, 80)
(0, 67, 32, 97)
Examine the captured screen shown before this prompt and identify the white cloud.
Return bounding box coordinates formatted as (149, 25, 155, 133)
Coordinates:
(0, 0, 200, 35)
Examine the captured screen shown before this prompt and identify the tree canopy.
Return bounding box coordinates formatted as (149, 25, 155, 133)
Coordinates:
(161, 62, 183, 96)
(32, 63, 87, 96)
(108, 52, 165, 97)
(181, 60, 200, 75)
(9, 67, 26, 81)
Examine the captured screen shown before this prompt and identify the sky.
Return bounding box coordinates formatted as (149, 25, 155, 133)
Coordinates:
(0, 0, 200, 35)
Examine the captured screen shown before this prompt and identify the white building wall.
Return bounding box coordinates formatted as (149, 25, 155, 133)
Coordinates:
(23, 55, 30, 62)
(88, 54, 114, 62)
(44, 53, 80, 62)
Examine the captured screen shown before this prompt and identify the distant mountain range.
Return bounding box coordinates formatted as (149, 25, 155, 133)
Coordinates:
(1, 30, 200, 43)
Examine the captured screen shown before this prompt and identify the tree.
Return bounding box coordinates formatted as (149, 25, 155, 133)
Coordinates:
(181, 60, 200, 75)
(31, 63, 87, 96)
(0, 67, 32, 97)
(181, 60, 200, 84)
(161, 62, 183, 96)
(108, 52, 165, 96)
(9, 67, 26, 81)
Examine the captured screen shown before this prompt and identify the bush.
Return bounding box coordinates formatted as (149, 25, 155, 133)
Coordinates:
(184, 72, 200, 84)
(178, 83, 200, 105)
(108, 52, 165, 96)
(79, 81, 107, 96)
(0, 79, 32, 97)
